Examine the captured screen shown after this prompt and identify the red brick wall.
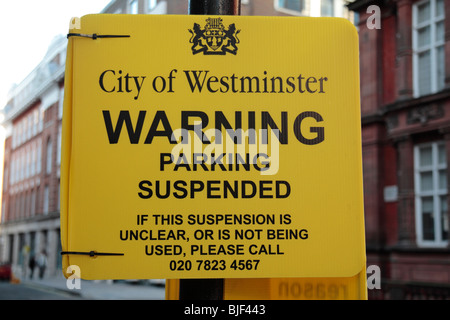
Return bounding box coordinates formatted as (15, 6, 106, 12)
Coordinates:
(2, 97, 62, 222)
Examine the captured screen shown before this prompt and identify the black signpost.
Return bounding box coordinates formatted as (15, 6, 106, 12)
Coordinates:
(178, 0, 241, 300)
(188, 0, 240, 15)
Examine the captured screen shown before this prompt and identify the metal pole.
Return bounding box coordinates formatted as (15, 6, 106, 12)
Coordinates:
(179, 0, 241, 300)
(189, 0, 241, 15)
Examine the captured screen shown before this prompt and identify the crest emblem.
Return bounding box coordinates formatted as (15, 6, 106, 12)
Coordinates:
(189, 18, 240, 55)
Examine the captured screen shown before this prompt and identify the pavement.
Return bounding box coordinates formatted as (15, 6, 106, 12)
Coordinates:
(20, 274, 166, 300)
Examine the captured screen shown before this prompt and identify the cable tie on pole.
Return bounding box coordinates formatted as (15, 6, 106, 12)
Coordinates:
(61, 251, 124, 257)
(67, 33, 130, 40)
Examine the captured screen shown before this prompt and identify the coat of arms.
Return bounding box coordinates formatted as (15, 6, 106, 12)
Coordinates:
(189, 18, 240, 55)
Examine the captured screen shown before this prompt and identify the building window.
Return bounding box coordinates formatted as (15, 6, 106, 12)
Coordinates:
(414, 141, 449, 247)
(275, 0, 308, 15)
(46, 138, 52, 175)
(20, 151, 24, 181)
(31, 143, 35, 176)
(57, 125, 61, 166)
(413, 0, 445, 97)
(57, 179, 61, 211)
(12, 126, 16, 149)
(39, 107, 44, 132)
(37, 139, 42, 174)
(9, 159, 14, 185)
(43, 185, 49, 214)
(130, 0, 138, 14)
(26, 146, 30, 178)
(58, 87, 64, 120)
(31, 189, 36, 216)
(3, 168, 8, 191)
(321, 0, 334, 16)
(1, 201, 5, 223)
(148, 0, 157, 11)
(33, 109, 39, 136)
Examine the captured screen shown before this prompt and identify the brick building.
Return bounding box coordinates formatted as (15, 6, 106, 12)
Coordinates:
(0, 35, 66, 278)
(348, 0, 450, 299)
(0, 0, 354, 280)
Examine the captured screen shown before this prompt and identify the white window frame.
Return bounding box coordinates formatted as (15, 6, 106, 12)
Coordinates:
(412, 0, 446, 97)
(274, 0, 309, 16)
(414, 141, 449, 247)
(129, 0, 138, 14)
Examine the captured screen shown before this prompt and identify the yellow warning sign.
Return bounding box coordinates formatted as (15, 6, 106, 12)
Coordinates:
(61, 14, 365, 280)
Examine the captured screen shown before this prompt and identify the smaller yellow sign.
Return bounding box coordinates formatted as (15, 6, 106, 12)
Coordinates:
(166, 269, 368, 299)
